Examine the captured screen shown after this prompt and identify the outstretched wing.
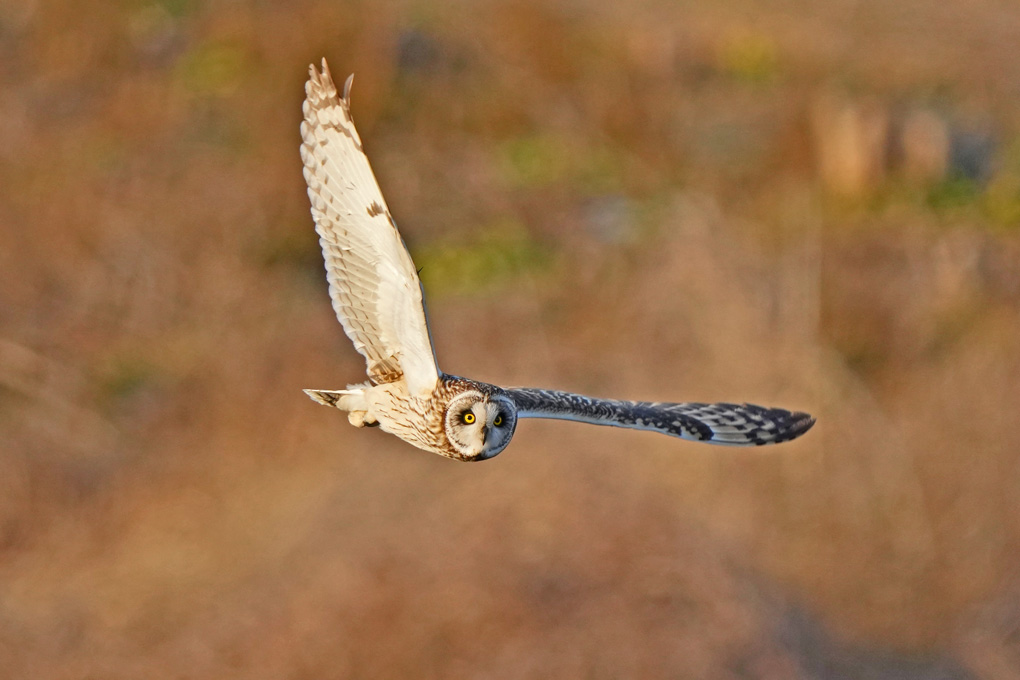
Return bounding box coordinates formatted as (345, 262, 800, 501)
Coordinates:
(508, 388, 814, 446)
(301, 60, 440, 396)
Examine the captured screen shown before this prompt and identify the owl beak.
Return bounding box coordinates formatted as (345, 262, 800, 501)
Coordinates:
(480, 426, 490, 446)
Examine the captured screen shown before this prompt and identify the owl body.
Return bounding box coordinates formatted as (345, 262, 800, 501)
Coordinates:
(299, 59, 814, 461)
(307, 375, 517, 461)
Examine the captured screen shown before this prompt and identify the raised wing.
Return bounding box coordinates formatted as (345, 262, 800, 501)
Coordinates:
(301, 60, 440, 396)
(508, 387, 814, 446)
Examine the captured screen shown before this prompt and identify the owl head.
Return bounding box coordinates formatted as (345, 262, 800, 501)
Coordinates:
(444, 390, 518, 460)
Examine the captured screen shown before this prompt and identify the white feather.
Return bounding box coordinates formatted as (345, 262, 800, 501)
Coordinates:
(301, 60, 440, 396)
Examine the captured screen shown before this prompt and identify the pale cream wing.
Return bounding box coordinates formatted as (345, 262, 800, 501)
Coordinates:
(300, 60, 440, 396)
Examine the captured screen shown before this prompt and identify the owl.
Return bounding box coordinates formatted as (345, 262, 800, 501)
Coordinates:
(300, 60, 814, 461)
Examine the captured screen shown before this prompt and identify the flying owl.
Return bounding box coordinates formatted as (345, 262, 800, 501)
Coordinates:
(300, 59, 814, 461)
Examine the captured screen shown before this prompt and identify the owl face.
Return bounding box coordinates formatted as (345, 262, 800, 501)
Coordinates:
(443, 390, 518, 460)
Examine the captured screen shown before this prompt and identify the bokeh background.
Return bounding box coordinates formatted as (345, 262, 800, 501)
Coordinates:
(3, 0, 1020, 677)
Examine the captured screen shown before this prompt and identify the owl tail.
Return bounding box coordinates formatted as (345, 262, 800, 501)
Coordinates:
(304, 389, 348, 408)
(303, 388, 365, 410)
(303, 387, 378, 427)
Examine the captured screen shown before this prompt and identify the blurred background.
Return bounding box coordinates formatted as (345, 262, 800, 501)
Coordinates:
(2, 0, 1020, 677)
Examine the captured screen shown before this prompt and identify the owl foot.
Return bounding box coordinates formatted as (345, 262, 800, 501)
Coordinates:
(348, 411, 379, 428)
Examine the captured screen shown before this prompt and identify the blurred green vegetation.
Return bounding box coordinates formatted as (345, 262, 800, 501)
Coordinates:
(415, 218, 554, 295)
(498, 133, 624, 192)
(175, 41, 251, 97)
(716, 31, 781, 84)
(498, 133, 572, 187)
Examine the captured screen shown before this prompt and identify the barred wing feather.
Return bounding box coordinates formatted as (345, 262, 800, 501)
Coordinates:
(508, 388, 815, 446)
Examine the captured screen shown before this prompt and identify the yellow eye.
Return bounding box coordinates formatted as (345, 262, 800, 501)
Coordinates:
(493, 415, 504, 427)
(463, 412, 475, 424)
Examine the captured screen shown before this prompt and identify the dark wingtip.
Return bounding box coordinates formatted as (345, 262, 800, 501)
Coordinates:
(774, 410, 816, 444)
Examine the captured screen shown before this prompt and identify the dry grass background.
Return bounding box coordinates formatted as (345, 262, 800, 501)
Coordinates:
(2, 0, 1020, 677)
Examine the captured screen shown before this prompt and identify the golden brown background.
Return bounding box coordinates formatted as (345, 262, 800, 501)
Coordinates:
(3, 0, 1020, 677)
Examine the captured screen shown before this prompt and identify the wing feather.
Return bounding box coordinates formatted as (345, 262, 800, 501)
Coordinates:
(301, 60, 440, 395)
(508, 388, 814, 446)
